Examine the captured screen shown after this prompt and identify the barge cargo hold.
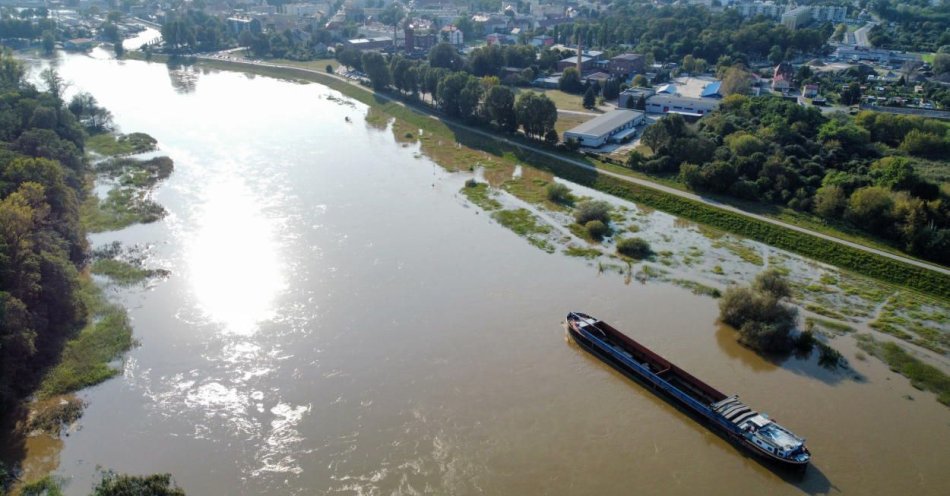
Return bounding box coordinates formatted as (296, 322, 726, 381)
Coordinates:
(566, 311, 811, 466)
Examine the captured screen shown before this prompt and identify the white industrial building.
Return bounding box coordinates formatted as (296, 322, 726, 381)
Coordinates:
(564, 110, 645, 148)
(645, 94, 720, 116)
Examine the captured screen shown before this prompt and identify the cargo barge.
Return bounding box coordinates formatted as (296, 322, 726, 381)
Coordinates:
(567, 312, 810, 466)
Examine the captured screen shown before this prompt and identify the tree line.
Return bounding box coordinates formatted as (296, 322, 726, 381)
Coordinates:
(0, 52, 91, 413)
(628, 96, 950, 264)
(339, 43, 559, 143)
(539, 1, 831, 68)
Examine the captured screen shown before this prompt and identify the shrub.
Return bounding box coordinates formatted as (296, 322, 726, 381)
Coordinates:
(574, 200, 611, 224)
(325, 64, 333, 74)
(545, 182, 572, 204)
(616, 237, 652, 258)
(719, 271, 799, 353)
(585, 220, 609, 240)
(92, 472, 186, 496)
(752, 268, 792, 299)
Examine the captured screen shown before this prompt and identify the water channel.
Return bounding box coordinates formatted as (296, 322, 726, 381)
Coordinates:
(18, 50, 950, 495)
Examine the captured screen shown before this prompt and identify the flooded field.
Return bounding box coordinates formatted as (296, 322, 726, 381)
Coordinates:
(9, 51, 950, 495)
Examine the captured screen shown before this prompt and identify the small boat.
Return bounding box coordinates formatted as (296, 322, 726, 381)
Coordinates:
(566, 311, 811, 466)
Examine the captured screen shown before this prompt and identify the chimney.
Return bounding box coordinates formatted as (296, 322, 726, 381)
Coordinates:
(577, 39, 583, 73)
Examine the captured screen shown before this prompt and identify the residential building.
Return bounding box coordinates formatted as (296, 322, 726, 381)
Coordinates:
(405, 24, 437, 52)
(283, 3, 321, 16)
(802, 84, 819, 98)
(345, 37, 393, 51)
(564, 109, 645, 147)
(811, 5, 847, 23)
(733, 1, 784, 20)
(227, 16, 263, 35)
(772, 62, 795, 91)
(782, 6, 812, 29)
(441, 25, 463, 47)
(530, 35, 554, 47)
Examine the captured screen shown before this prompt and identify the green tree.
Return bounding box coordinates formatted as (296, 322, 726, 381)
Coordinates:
(468, 44, 503, 77)
(361, 51, 391, 90)
(377, 5, 404, 50)
(559, 67, 583, 93)
(41, 30, 55, 55)
(900, 129, 948, 159)
(870, 156, 917, 190)
(458, 77, 483, 122)
(719, 270, 798, 353)
(484, 85, 516, 131)
(768, 45, 784, 65)
(336, 46, 362, 71)
(813, 185, 846, 219)
(720, 65, 752, 96)
(0, 49, 25, 91)
(582, 86, 596, 109)
(437, 71, 469, 117)
(428, 43, 463, 71)
(514, 92, 556, 139)
(840, 82, 862, 105)
(847, 186, 894, 234)
(933, 53, 950, 76)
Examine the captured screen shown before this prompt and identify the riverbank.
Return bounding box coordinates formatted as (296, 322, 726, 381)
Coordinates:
(127, 52, 950, 300)
(0, 126, 173, 493)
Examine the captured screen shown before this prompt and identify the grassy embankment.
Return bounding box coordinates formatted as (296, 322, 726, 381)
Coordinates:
(856, 334, 950, 406)
(150, 56, 950, 300)
(37, 278, 135, 398)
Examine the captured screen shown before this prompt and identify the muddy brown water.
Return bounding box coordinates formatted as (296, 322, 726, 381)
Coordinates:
(8, 51, 949, 495)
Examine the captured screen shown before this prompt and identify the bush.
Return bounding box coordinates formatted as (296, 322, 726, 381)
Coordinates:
(545, 182, 572, 204)
(574, 200, 611, 224)
(616, 237, 652, 258)
(92, 472, 186, 496)
(585, 220, 609, 240)
(752, 268, 791, 299)
(719, 271, 799, 353)
(326, 64, 334, 74)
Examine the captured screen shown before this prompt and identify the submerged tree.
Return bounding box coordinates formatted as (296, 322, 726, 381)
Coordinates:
(719, 270, 798, 353)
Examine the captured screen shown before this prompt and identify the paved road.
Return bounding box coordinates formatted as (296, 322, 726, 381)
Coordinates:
(854, 22, 875, 48)
(201, 55, 950, 277)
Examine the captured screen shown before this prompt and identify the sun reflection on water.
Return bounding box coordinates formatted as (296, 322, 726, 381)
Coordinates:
(187, 178, 284, 335)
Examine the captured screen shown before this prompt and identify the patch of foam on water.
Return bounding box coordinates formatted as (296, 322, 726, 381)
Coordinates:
(252, 402, 312, 476)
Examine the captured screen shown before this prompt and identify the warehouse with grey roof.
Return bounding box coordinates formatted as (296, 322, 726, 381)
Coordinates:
(563, 109, 645, 148)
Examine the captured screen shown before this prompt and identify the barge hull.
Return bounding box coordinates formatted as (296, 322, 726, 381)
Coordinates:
(566, 312, 810, 466)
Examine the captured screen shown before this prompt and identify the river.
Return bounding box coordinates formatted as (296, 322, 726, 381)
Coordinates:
(18, 51, 950, 495)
